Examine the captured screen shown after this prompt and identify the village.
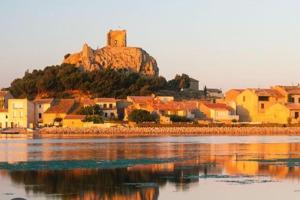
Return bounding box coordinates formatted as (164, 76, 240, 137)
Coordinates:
(1, 83, 300, 132)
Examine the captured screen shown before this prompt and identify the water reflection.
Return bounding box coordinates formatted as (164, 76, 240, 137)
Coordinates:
(1, 137, 300, 199)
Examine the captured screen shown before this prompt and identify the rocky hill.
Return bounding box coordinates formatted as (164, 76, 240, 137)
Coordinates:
(63, 30, 159, 76)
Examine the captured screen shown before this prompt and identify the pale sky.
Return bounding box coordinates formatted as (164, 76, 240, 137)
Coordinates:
(1, 0, 300, 91)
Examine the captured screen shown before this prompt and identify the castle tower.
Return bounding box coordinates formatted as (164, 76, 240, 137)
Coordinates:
(107, 30, 127, 47)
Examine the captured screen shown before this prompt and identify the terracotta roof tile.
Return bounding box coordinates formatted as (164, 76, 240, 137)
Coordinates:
(286, 103, 300, 110)
(45, 99, 75, 114)
(33, 98, 54, 104)
(94, 98, 117, 103)
(253, 89, 284, 98)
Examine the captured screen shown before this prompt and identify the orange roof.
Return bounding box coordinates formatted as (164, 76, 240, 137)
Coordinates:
(279, 86, 300, 95)
(82, 98, 95, 106)
(127, 96, 154, 104)
(202, 102, 231, 111)
(286, 103, 300, 110)
(253, 89, 284, 98)
(94, 98, 117, 103)
(154, 100, 198, 111)
(64, 115, 86, 120)
(33, 98, 54, 104)
(45, 99, 75, 114)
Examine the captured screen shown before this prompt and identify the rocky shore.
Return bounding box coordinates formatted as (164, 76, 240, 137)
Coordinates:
(39, 127, 300, 138)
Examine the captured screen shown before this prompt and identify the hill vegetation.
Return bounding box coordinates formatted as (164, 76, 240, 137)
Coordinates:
(9, 64, 193, 100)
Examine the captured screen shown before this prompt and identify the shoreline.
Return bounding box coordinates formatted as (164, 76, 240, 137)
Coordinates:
(38, 126, 300, 138)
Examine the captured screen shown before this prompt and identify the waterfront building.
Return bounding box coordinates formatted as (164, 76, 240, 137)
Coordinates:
(94, 98, 118, 119)
(43, 99, 76, 126)
(199, 102, 239, 123)
(227, 85, 300, 124)
(8, 99, 34, 128)
(33, 98, 54, 127)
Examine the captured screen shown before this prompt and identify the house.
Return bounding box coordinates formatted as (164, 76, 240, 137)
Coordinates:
(199, 102, 239, 123)
(43, 99, 76, 126)
(272, 85, 300, 103)
(0, 109, 9, 129)
(235, 88, 285, 122)
(0, 91, 13, 109)
(94, 98, 118, 119)
(225, 89, 244, 102)
(8, 99, 35, 128)
(33, 98, 54, 127)
(188, 78, 199, 91)
(154, 100, 199, 119)
(63, 115, 86, 128)
(207, 88, 224, 99)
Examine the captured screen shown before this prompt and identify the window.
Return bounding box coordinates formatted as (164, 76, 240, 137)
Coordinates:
(258, 96, 269, 101)
(39, 105, 42, 108)
(295, 112, 299, 119)
(260, 103, 265, 109)
(111, 113, 115, 117)
(103, 104, 107, 109)
(39, 113, 42, 119)
(104, 113, 108, 117)
(109, 104, 113, 109)
(298, 98, 300, 103)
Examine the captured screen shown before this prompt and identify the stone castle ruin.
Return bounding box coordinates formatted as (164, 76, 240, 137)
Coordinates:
(63, 30, 159, 76)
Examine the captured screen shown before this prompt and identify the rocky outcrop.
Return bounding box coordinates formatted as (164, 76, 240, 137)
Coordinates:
(63, 43, 159, 76)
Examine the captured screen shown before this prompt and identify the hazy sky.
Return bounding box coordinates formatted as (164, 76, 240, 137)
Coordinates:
(1, 0, 300, 91)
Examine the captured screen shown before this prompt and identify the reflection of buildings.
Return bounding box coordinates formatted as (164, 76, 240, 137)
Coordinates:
(3, 140, 300, 199)
(0, 141, 28, 163)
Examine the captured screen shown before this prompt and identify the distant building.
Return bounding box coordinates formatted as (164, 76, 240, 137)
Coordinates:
(43, 99, 76, 126)
(8, 99, 34, 128)
(199, 102, 239, 123)
(207, 88, 224, 99)
(188, 78, 199, 91)
(225, 85, 300, 124)
(107, 30, 127, 47)
(95, 98, 118, 119)
(33, 98, 54, 127)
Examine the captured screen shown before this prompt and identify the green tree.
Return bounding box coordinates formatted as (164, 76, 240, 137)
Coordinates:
(128, 109, 157, 123)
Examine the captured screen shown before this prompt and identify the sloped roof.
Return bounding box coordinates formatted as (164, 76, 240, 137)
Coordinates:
(279, 86, 300, 95)
(95, 98, 117, 103)
(252, 89, 284, 98)
(286, 103, 300, 110)
(82, 98, 95, 106)
(154, 100, 198, 111)
(127, 96, 154, 104)
(33, 98, 54, 104)
(45, 99, 75, 114)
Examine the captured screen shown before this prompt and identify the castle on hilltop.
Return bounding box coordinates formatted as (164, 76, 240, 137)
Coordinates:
(107, 30, 127, 47)
(63, 29, 159, 76)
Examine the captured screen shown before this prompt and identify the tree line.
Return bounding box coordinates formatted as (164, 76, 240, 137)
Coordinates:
(9, 64, 192, 100)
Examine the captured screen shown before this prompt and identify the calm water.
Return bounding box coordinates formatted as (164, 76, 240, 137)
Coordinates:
(1, 136, 300, 200)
